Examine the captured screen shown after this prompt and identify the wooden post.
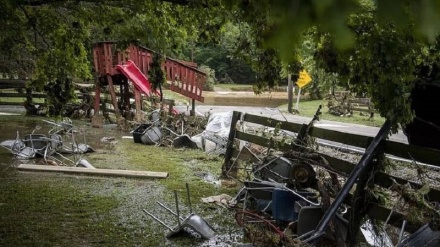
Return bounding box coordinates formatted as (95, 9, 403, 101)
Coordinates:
(287, 73, 293, 113)
(91, 78, 104, 128)
(134, 87, 142, 122)
(93, 82, 101, 116)
(190, 98, 195, 116)
(123, 79, 131, 118)
(106, 74, 121, 118)
(222, 111, 241, 177)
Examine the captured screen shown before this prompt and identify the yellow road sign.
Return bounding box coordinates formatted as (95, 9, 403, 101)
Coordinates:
(296, 70, 312, 88)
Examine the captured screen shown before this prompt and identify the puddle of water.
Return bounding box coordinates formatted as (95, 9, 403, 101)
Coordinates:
(0, 112, 20, 116)
(0, 118, 127, 166)
(202, 172, 221, 187)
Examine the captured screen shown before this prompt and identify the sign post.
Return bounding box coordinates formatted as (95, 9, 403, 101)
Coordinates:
(295, 70, 312, 111)
(287, 73, 293, 112)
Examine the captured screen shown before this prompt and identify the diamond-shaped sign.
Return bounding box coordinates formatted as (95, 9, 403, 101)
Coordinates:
(296, 70, 312, 88)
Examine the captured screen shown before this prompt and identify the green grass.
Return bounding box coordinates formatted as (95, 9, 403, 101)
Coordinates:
(0, 175, 121, 246)
(89, 139, 234, 199)
(279, 99, 386, 127)
(0, 117, 241, 247)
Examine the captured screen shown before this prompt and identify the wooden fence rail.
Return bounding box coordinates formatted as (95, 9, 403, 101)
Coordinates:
(0, 87, 124, 108)
(223, 111, 440, 231)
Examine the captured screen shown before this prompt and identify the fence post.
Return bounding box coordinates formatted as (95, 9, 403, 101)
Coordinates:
(222, 111, 241, 177)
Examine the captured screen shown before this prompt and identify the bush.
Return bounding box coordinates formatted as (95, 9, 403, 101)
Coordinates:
(199, 65, 217, 91)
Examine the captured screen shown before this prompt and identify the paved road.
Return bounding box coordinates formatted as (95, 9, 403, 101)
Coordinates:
(0, 104, 408, 144)
(175, 105, 408, 144)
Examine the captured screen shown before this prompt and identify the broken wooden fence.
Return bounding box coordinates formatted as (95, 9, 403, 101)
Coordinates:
(223, 111, 440, 232)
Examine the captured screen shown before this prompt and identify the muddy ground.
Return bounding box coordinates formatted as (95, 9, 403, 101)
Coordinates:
(1, 104, 439, 247)
(0, 114, 245, 247)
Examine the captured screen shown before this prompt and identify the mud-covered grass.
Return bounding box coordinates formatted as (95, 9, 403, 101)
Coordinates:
(0, 173, 127, 246)
(0, 116, 243, 247)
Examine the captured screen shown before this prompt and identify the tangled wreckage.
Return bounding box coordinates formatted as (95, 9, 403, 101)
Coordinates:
(3, 104, 439, 246)
(126, 105, 440, 246)
(220, 108, 440, 247)
(0, 118, 94, 167)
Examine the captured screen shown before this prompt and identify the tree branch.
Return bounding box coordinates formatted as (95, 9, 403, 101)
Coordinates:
(21, 0, 192, 6)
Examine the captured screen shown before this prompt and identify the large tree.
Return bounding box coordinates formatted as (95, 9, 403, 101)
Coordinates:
(3, 0, 440, 126)
(0, 0, 224, 115)
(224, 0, 440, 134)
(313, 1, 440, 138)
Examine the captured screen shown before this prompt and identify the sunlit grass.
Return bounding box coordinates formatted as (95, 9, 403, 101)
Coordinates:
(279, 99, 386, 127)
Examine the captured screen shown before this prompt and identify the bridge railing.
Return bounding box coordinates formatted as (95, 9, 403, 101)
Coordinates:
(92, 42, 205, 102)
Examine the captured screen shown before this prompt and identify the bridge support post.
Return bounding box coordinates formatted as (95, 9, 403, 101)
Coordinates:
(134, 87, 142, 122)
(91, 78, 104, 128)
(106, 75, 121, 119)
(190, 99, 195, 116)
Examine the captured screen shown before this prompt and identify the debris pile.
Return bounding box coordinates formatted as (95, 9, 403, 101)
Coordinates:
(129, 109, 230, 155)
(0, 118, 94, 167)
(220, 108, 440, 247)
(124, 106, 439, 246)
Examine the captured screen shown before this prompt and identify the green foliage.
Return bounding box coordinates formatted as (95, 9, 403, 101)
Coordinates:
(187, 22, 257, 84)
(0, 0, 226, 108)
(148, 52, 166, 101)
(314, 2, 434, 131)
(44, 78, 75, 116)
(198, 64, 216, 91)
(3, 0, 440, 125)
(253, 48, 282, 94)
(297, 30, 340, 100)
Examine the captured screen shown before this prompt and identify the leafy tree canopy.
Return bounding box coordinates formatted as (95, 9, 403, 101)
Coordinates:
(313, 1, 440, 131)
(2, 0, 440, 125)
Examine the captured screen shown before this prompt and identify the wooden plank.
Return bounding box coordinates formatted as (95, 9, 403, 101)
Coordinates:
(223, 111, 242, 169)
(367, 203, 421, 232)
(106, 74, 121, 118)
(243, 113, 303, 133)
(384, 141, 440, 168)
(242, 112, 373, 148)
(0, 93, 46, 98)
(318, 153, 354, 175)
(351, 107, 374, 113)
(0, 79, 27, 89)
(18, 164, 168, 179)
(93, 79, 101, 115)
(242, 113, 440, 167)
(233, 131, 440, 202)
(311, 127, 373, 149)
(349, 98, 370, 105)
(0, 102, 25, 106)
(374, 172, 440, 202)
(320, 154, 440, 202)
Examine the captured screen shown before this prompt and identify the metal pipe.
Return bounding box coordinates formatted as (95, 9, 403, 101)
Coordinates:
(305, 119, 391, 245)
(156, 201, 184, 221)
(186, 183, 192, 214)
(142, 209, 174, 231)
(397, 220, 407, 244)
(174, 190, 181, 227)
(257, 182, 321, 206)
